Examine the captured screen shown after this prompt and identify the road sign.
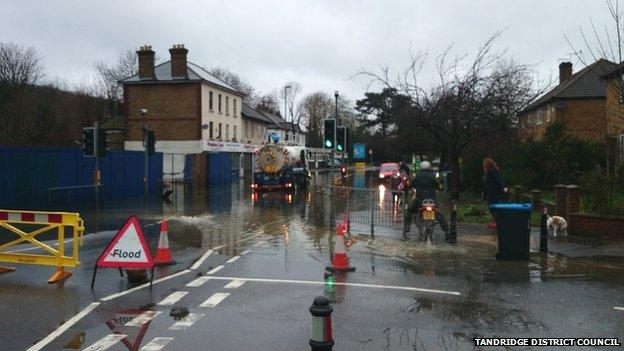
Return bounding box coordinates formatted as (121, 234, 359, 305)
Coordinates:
(92, 215, 154, 289)
(96, 216, 154, 268)
(353, 143, 366, 160)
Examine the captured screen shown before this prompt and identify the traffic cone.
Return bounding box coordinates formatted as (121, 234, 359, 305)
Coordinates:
(155, 219, 175, 266)
(326, 223, 356, 272)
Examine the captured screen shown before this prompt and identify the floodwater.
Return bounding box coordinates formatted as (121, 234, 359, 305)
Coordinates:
(1, 169, 624, 350)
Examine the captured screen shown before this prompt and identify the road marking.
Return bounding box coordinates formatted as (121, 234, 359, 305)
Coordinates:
(169, 313, 205, 330)
(186, 276, 211, 287)
(614, 306, 624, 311)
(140, 337, 174, 351)
(241, 250, 250, 255)
(224, 279, 246, 289)
(226, 255, 240, 263)
(26, 302, 101, 351)
(100, 269, 192, 302)
(83, 334, 127, 351)
(158, 291, 188, 306)
(206, 265, 225, 275)
(125, 311, 162, 327)
(207, 276, 462, 296)
(190, 249, 213, 270)
(200, 293, 230, 307)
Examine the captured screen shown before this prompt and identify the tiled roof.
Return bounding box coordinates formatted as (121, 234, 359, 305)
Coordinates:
(520, 59, 616, 114)
(119, 61, 244, 96)
(241, 103, 272, 124)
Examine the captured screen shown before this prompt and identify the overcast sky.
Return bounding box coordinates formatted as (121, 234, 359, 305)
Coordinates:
(0, 0, 616, 108)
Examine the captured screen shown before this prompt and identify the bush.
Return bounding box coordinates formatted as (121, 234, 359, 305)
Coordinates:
(580, 170, 624, 216)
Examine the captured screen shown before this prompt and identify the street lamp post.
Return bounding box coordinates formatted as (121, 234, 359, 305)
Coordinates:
(284, 85, 292, 123)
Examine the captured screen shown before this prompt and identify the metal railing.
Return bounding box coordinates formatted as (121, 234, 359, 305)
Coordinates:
(315, 184, 408, 237)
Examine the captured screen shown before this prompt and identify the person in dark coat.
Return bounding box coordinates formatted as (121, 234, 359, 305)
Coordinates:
(483, 157, 508, 229)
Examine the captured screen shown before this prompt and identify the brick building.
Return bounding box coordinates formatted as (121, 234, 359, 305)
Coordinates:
(601, 63, 624, 161)
(121, 44, 258, 186)
(518, 59, 617, 141)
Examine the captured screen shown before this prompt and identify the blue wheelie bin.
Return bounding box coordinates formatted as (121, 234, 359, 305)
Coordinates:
(489, 203, 532, 260)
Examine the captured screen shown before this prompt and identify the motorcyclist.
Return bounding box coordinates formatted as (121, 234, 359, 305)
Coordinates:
(404, 161, 449, 237)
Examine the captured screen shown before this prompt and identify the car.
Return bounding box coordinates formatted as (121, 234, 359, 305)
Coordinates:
(378, 162, 401, 181)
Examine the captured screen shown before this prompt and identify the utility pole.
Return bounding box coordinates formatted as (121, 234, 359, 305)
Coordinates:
(94, 121, 100, 210)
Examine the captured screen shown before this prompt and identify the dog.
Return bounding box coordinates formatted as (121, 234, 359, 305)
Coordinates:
(546, 215, 568, 237)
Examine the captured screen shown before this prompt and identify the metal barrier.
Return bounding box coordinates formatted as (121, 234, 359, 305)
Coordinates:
(316, 184, 407, 237)
(47, 184, 103, 210)
(0, 209, 84, 283)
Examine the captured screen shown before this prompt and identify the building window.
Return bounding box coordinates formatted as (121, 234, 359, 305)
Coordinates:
(209, 91, 213, 111)
(536, 110, 543, 125)
(233, 99, 237, 117)
(218, 94, 222, 113)
(233, 126, 237, 140)
(209, 121, 213, 139)
(226, 124, 229, 140)
(226, 96, 230, 115)
(218, 123, 222, 139)
(285, 131, 289, 141)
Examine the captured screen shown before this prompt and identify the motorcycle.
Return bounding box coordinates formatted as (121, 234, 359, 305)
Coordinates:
(417, 198, 437, 244)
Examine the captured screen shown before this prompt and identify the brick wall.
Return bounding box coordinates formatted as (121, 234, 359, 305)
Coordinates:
(604, 77, 624, 137)
(561, 99, 607, 141)
(569, 213, 624, 240)
(124, 83, 201, 141)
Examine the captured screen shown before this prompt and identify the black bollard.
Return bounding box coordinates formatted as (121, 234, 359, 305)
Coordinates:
(540, 201, 548, 252)
(309, 296, 334, 350)
(447, 200, 457, 244)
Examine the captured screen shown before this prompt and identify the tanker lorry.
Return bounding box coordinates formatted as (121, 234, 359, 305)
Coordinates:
(251, 145, 310, 191)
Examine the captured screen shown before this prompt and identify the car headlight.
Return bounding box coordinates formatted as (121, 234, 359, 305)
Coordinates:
(379, 174, 385, 179)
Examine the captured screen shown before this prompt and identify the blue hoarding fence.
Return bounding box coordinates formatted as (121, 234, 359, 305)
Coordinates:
(0, 146, 163, 210)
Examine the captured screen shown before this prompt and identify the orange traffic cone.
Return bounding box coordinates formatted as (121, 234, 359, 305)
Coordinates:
(155, 220, 175, 266)
(326, 223, 356, 272)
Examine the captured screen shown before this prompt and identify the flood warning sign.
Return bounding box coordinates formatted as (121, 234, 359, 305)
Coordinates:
(96, 215, 154, 269)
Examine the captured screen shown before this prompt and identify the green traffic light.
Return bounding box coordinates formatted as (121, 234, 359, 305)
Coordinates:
(325, 140, 333, 148)
(337, 145, 343, 151)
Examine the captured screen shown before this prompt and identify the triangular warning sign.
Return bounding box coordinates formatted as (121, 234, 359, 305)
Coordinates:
(96, 216, 154, 269)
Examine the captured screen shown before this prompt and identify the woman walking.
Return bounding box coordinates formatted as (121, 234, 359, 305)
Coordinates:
(483, 157, 508, 229)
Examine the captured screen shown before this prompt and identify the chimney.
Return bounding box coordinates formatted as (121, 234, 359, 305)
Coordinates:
(559, 62, 572, 84)
(136, 45, 155, 80)
(169, 44, 188, 79)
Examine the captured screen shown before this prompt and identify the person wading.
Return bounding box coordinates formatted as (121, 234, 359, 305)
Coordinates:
(482, 157, 508, 229)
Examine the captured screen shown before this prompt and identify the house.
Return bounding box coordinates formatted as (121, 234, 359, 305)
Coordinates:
(241, 103, 272, 145)
(257, 109, 306, 146)
(120, 44, 252, 187)
(517, 59, 617, 141)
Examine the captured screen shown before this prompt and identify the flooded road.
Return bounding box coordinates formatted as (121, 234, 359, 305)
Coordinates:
(1, 170, 623, 350)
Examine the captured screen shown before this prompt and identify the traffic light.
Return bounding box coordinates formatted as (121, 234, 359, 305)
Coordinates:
(323, 118, 336, 149)
(97, 128, 108, 157)
(82, 127, 95, 157)
(336, 126, 348, 152)
(147, 130, 156, 154)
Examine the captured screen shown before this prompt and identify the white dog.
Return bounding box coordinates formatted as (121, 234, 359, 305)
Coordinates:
(547, 215, 568, 237)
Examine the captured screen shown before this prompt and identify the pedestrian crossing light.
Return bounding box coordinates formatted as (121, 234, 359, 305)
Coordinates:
(323, 118, 336, 149)
(147, 130, 156, 155)
(82, 127, 96, 157)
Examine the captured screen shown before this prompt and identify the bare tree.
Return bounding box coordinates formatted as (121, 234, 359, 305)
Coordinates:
(93, 49, 137, 118)
(277, 81, 302, 124)
(356, 32, 543, 198)
(208, 67, 260, 106)
(564, 0, 624, 173)
(298, 91, 334, 147)
(0, 42, 44, 87)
